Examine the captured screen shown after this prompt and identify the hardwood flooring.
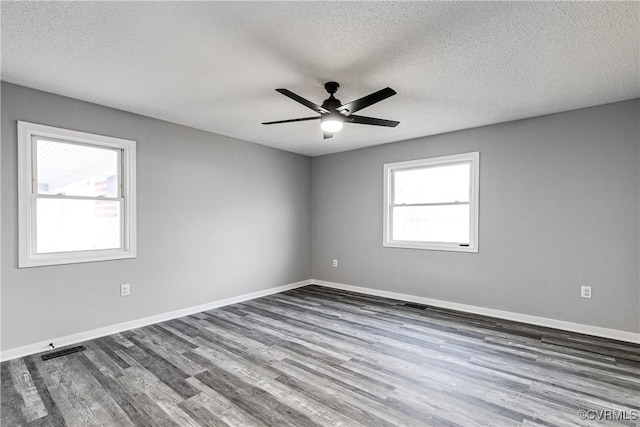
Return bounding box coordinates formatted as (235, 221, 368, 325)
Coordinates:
(2, 285, 639, 426)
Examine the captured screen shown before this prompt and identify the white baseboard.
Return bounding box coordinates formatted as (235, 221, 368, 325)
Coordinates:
(0, 280, 311, 362)
(311, 279, 640, 344)
(3, 277, 636, 361)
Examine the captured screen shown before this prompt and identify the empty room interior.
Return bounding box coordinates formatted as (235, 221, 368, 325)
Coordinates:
(1, 2, 639, 426)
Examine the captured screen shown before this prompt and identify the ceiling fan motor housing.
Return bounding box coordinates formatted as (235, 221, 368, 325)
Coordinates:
(321, 97, 342, 111)
(322, 82, 342, 111)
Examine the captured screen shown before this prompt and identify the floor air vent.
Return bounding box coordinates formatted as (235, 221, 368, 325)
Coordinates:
(41, 345, 86, 361)
(403, 303, 428, 310)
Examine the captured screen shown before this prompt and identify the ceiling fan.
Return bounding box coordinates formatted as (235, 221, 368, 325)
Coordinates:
(262, 82, 399, 139)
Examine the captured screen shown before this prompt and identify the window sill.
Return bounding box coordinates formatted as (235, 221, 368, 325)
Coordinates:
(383, 241, 478, 253)
(19, 250, 136, 268)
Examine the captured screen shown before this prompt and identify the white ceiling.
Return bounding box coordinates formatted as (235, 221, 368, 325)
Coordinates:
(2, 2, 638, 157)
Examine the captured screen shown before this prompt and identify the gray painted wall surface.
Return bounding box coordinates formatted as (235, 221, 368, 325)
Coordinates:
(2, 83, 637, 352)
(312, 100, 640, 333)
(1, 83, 312, 350)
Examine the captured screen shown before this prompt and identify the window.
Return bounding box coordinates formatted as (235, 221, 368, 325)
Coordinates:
(383, 152, 479, 252)
(18, 121, 136, 267)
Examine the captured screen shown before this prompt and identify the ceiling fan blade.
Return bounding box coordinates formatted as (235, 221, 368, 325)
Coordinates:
(276, 89, 330, 114)
(262, 116, 320, 125)
(323, 131, 333, 139)
(337, 87, 396, 115)
(346, 114, 399, 127)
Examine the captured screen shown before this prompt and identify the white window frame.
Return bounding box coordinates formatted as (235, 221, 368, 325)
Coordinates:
(18, 121, 137, 267)
(383, 151, 479, 253)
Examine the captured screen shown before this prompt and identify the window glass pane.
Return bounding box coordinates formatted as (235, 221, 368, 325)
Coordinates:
(394, 163, 470, 204)
(36, 198, 121, 253)
(36, 139, 119, 197)
(392, 204, 470, 244)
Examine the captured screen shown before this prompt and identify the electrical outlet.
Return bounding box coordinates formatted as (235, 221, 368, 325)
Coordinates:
(120, 283, 131, 297)
(332, 259, 338, 268)
(580, 286, 592, 299)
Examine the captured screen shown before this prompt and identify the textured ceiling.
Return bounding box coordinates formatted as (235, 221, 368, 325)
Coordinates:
(2, 2, 639, 157)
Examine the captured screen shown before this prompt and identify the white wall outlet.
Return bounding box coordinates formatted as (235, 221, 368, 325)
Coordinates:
(332, 259, 338, 268)
(120, 283, 131, 297)
(580, 285, 592, 299)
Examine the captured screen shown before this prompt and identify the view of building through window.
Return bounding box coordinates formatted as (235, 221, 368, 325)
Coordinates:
(35, 139, 121, 253)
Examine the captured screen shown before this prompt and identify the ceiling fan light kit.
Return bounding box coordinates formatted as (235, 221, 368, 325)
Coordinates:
(320, 113, 344, 133)
(262, 81, 399, 139)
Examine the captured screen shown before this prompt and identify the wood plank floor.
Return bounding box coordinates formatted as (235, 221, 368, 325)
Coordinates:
(2, 285, 639, 426)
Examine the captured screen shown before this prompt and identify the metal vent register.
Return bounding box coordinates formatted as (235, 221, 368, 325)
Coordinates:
(41, 345, 86, 361)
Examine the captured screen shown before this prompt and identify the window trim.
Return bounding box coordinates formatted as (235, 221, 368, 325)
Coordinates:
(383, 151, 479, 253)
(18, 121, 137, 267)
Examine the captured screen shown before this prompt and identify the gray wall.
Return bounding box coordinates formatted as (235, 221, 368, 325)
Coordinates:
(1, 83, 312, 350)
(2, 83, 637, 352)
(312, 99, 640, 333)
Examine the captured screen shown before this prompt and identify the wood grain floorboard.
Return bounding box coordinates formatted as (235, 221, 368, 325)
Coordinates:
(2, 285, 639, 426)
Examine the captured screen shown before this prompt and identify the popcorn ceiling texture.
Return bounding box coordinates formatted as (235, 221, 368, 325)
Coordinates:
(2, 1, 638, 156)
